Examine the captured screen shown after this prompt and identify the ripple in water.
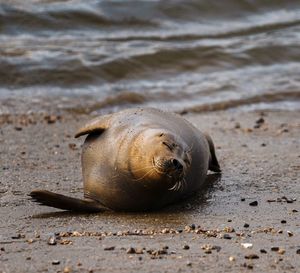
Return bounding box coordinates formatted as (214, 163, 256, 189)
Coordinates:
(0, 0, 300, 113)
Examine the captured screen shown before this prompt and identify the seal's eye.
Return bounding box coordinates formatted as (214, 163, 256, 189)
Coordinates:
(162, 141, 173, 151)
(159, 133, 164, 137)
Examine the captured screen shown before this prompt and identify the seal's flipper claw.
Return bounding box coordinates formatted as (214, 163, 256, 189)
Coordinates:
(29, 190, 107, 212)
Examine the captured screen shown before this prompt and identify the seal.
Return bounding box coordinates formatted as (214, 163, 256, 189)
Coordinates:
(30, 107, 221, 212)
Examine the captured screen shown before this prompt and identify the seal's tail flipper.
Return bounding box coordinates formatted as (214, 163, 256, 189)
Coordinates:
(204, 133, 221, 173)
(29, 190, 106, 212)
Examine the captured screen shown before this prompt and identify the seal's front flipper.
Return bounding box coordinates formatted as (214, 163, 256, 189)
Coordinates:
(29, 190, 107, 212)
(74, 113, 112, 138)
(204, 133, 221, 173)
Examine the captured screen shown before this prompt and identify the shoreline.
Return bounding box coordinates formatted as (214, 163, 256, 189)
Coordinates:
(0, 109, 299, 272)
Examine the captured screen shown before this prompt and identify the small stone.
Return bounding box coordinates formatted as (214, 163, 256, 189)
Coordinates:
(235, 122, 241, 129)
(245, 254, 259, 259)
(45, 115, 60, 124)
(271, 247, 279, 252)
(63, 266, 72, 273)
(224, 226, 235, 233)
(243, 263, 254, 269)
(14, 126, 23, 131)
(229, 256, 235, 262)
(244, 223, 250, 228)
(0, 247, 5, 251)
(11, 234, 25, 239)
(241, 243, 253, 249)
(277, 230, 283, 234)
(135, 248, 144, 254)
(52, 260, 60, 265)
(261, 143, 266, 147)
(186, 261, 192, 266)
(292, 209, 298, 213)
(249, 201, 258, 206)
(223, 234, 232, 240)
(127, 247, 136, 254)
(227, 219, 232, 222)
(281, 220, 287, 224)
(260, 249, 267, 254)
(183, 245, 190, 250)
(287, 231, 293, 237)
(278, 248, 285, 255)
(47, 236, 57, 245)
(104, 246, 115, 251)
(26, 257, 31, 260)
(68, 143, 77, 150)
(241, 198, 245, 201)
(296, 249, 300, 254)
(256, 117, 265, 124)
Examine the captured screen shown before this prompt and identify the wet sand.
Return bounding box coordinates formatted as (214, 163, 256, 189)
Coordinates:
(0, 109, 299, 272)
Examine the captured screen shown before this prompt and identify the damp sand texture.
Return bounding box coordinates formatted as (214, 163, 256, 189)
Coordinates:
(0, 110, 299, 272)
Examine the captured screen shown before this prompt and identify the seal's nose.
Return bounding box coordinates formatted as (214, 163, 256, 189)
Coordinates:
(171, 158, 183, 171)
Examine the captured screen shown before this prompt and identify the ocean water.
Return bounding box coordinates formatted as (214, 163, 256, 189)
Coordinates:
(1, 0, 300, 114)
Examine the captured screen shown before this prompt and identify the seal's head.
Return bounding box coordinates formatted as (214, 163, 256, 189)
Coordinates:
(129, 128, 192, 191)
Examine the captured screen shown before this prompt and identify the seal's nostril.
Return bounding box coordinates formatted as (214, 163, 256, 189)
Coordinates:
(172, 159, 183, 170)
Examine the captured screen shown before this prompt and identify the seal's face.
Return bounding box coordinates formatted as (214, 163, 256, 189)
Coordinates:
(130, 129, 192, 191)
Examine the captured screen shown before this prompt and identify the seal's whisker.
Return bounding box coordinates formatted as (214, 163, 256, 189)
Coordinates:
(133, 168, 155, 181)
(131, 165, 155, 172)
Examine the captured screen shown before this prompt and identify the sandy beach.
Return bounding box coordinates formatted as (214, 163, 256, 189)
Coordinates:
(0, 109, 299, 272)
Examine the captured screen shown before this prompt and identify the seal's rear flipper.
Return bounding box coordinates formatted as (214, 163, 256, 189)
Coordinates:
(204, 133, 221, 173)
(29, 190, 106, 212)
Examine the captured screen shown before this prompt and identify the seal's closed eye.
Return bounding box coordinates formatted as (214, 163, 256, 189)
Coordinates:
(162, 141, 173, 151)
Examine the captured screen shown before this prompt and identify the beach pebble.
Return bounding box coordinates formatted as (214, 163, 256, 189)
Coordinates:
(243, 263, 254, 269)
(183, 245, 190, 250)
(287, 231, 293, 237)
(245, 254, 259, 259)
(223, 234, 232, 240)
(104, 246, 115, 251)
(229, 256, 235, 262)
(256, 117, 265, 125)
(243, 223, 250, 228)
(68, 143, 77, 150)
(260, 249, 267, 254)
(52, 260, 60, 265)
(186, 261, 192, 266)
(249, 201, 258, 206)
(63, 266, 72, 273)
(271, 247, 279, 252)
(296, 249, 300, 254)
(241, 243, 253, 249)
(47, 236, 57, 245)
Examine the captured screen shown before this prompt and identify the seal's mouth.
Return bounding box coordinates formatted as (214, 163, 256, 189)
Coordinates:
(153, 157, 186, 191)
